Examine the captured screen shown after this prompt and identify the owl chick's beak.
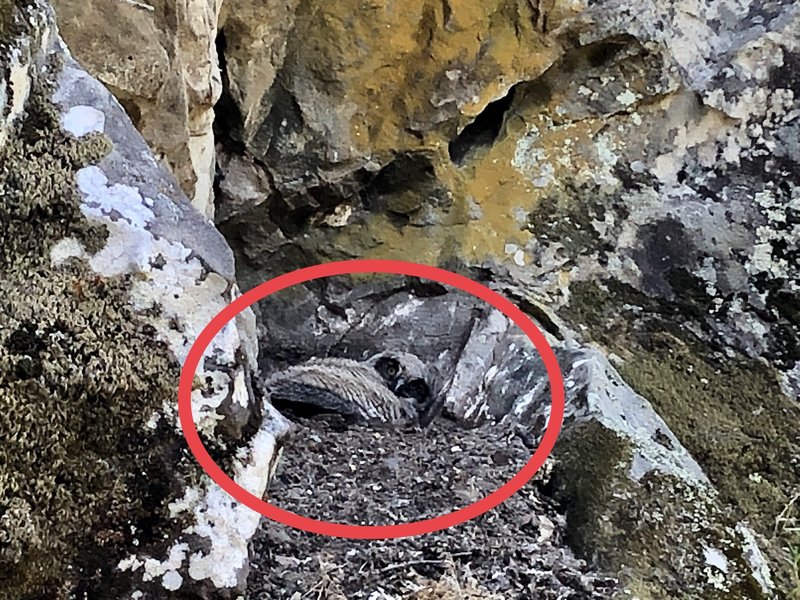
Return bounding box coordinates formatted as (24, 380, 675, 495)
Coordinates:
(393, 377, 440, 427)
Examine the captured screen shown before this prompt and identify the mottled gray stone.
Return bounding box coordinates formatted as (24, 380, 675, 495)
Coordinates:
(0, 3, 289, 596)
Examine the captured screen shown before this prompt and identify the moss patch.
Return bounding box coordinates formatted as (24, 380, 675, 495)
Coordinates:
(0, 0, 12, 40)
(552, 421, 769, 599)
(0, 0, 34, 49)
(0, 74, 195, 598)
(550, 420, 634, 553)
(562, 280, 800, 593)
(617, 341, 796, 528)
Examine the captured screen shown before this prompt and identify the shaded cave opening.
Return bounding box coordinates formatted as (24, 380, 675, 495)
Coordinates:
(448, 86, 516, 166)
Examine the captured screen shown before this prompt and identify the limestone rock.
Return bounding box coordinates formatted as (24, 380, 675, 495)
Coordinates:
(217, 0, 301, 141)
(503, 342, 775, 598)
(51, 0, 223, 218)
(0, 2, 288, 597)
(215, 1, 799, 593)
(247, 271, 779, 597)
(217, 0, 577, 203)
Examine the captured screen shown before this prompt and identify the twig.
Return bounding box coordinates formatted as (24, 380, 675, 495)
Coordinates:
(376, 551, 473, 575)
(775, 492, 800, 536)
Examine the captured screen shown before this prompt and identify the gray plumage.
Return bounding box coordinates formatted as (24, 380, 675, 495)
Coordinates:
(265, 351, 434, 424)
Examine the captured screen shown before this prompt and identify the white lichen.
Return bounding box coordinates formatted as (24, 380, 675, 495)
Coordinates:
(61, 105, 105, 137)
(49, 237, 87, 267)
(54, 62, 290, 593)
(73, 165, 248, 435)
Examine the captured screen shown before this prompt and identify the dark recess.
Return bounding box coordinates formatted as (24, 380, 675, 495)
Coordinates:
(362, 152, 444, 226)
(117, 98, 141, 124)
(365, 153, 437, 199)
(448, 86, 516, 165)
(212, 30, 246, 154)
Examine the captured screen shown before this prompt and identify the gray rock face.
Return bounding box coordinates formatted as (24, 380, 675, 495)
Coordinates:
(250, 272, 778, 597)
(51, 0, 224, 217)
(4, 0, 799, 597)
(528, 0, 800, 380)
(209, 0, 798, 594)
(0, 2, 288, 597)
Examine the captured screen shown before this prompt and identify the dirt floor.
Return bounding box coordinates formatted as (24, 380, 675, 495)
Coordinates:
(247, 416, 617, 599)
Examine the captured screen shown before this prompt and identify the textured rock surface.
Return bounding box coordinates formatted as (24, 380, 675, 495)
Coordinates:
(211, 0, 799, 597)
(51, 0, 223, 217)
(253, 277, 777, 598)
(0, 2, 287, 597)
(216, 0, 572, 200)
(4, 0, 799, 597)
(250, 417, 617, 599)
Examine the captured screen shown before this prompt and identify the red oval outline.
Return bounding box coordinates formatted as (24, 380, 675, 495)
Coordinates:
(178, 259, 565, 540)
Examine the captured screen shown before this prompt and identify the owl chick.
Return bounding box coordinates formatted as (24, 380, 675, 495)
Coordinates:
(264, 351, 434, 425)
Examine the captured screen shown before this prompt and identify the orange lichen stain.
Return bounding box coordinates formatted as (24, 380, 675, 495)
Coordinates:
(332, 212, 456, 266)
(456, 137, 533, 262)
(336, 108, 612, 268)
(293, 0, 580, 268)
(312, 0, 624, 268)
(308, 0, 558, 157)
(334, 136, 533, 266)
(453, 102, 617, 263)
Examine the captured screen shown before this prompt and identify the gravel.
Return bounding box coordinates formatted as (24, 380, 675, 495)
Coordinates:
(246, 416, 617, 599)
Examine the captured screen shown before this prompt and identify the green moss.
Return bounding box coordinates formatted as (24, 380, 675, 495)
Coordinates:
(553, 421, 768, 599)
(0, 0, 12, 39)
(0, 0, 14, 38)
(0, 0, 34, 48)
(551, 421, 634, 554)
(0, 73, 194, 598)
(562, 280, 800, 594)
(617, 342, 795, 525)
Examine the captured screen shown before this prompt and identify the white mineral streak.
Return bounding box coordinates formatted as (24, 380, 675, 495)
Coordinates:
(1, 3, 56, 144)
(73, 164, 247, 432)
(185, 417, 285, 586)
(189, 121, 218, 218)
(117, 543, 189, 581)
(1, 49, 32, 147)
(702, 546, 729, 573)
(161, 411, 286, 588)
(782, 362, 800, 402)
(736, 523, 776, 596)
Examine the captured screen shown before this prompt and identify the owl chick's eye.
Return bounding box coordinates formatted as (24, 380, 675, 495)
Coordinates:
(374, 356, 401, 382)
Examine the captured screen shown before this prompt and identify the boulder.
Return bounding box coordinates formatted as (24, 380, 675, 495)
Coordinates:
(0, 2, 288, 597)
(51, 0, 224, 217)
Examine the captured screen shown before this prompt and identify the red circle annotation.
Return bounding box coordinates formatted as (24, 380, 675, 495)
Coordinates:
(178, 259, 565, 540)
